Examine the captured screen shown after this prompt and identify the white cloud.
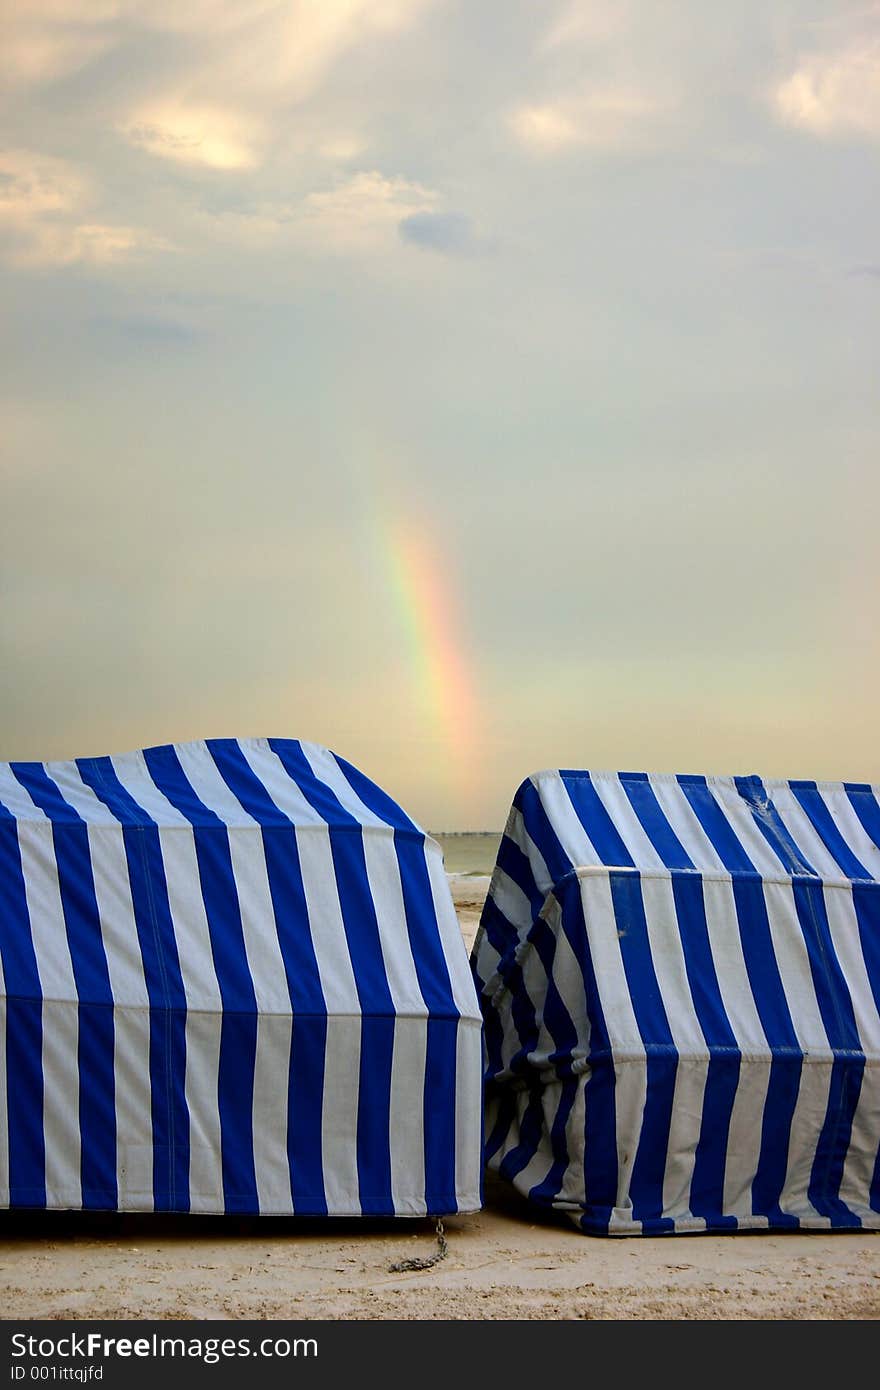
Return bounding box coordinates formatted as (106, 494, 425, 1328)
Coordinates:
(2, 1, 436, 182)
(539, 0, 633, 53)
(298, 170, 437, 249)
(192, 169, 439, 256)
(0, 149, 166, 267)
(123, 104, 262, 170)
(774, 42, 880, 140)
(511, 87, 668, 154)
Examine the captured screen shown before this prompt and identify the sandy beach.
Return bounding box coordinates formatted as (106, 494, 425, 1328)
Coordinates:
(0, 876, 877, 1322)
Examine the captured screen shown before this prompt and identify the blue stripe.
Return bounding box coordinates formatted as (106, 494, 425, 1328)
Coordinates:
(394, 833, 457, 1015)
(10, 765, 117, 1209)
(141, 745, 259, 1214)
(790, 877, 865, 1222)
(393, 835, 459, 1208)
(609, 871, 675, 1231)
(332, 752, 420, 832)
(851, 883, 880, 1217)
(498, 1085, 545, 1186)
(791, 879, 861, 1052)
(669, 873, 740, 1228)
(559, 774, 634, 867)
(527, 1077, 578, 1207)
(471, 899, 508, 1082)
(267, 739, 360, 826)
(735, 776, 816, 875)
(424, 1018, 460, 1212)
(496, 832, 548, 923)
(752, 1058, 803, 1228)
(808, 1057, 865, 1226)
(516, 780, 577, 884)
(76, 756, 190, 1211)
(729, 876, 801, 1225)
(0, 805, 46, 1206)
(252, 739, 397, 1210)
(329, 829, 394, 1210)
(565, 880, 617, 1232)
(288, 1017, 328, 1215)
(790, 783, 872, 880)
(676, 776, 757, 874)
(845, 787, 880, 873)
(484, 1087, 517, 1165)
(620, 775, 695, 870)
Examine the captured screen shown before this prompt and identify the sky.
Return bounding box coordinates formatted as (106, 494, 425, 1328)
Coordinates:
(2, 1, 879, 830)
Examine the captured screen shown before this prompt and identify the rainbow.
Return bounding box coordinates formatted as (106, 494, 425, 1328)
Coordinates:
(382, 507, 480, 799)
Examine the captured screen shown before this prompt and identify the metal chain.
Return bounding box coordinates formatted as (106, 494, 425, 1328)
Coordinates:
(388, 1218, 448, 1273)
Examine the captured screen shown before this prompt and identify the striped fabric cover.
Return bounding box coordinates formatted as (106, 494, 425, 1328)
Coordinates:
(471, 769, 880, 1235)
(0, 738, 482, 1217)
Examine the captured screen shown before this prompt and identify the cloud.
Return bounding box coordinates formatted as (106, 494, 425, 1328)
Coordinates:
(0, 149, 167, 267)
(510, 88, 668, 154)
(123, 104, 262, 170)
(298, 170, 437, 250)
(774, 42, 880, 141)
(398, 211, 495, 257)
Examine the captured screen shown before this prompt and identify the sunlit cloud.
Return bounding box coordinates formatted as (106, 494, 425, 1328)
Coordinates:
(511, 88, 668, 154)
(0, 149, 166, 267)
(123, 103, 262, 170)
(774, 42, 880, 141)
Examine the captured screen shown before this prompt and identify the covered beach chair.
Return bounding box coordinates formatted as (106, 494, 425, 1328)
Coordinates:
(0, 738, 482, 1217)
(471, 768, 880, 1234)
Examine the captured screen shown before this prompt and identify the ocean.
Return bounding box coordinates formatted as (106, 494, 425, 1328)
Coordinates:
(430, 831, 502, 877)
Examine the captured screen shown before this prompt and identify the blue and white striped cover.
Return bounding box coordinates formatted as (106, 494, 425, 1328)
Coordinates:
(471, 769, 880, 1235)
(0, 738, 482, 1217)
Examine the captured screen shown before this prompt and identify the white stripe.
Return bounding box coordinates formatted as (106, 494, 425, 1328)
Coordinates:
(424, 841, 482, 1020)
(723, 1058, 771, 1226)
(11, 800, 81, 1208)
(37, 766, 157, 1208)
(587, 774, 666, 870)
(109, 759, 226, 1211)
(646, 776, 727, 873)
(321, 1015, 361, 1213)
(472, 865, 530, 998)
(533, 771, 600, 868)
(557, 1076, 586, 1207)
(579, 873, 646, 1223)
(638, 875, 708, 1225)
(173, 745, 297, 1213)
(359, 833, 427, 1015)
(761, 879, 832, 1225)
(0, 949, 7, 1206)
(183, 1011, 224, 1211)
(543, 904, 590, 1071)
(768, 785, 842, 878)
(823, 885, 880, 1218)
(251, 1013, 294, 1212)
(454, 1020, 483, 1212)
(294, 825, 360, 1013)
(0, 765, 46, 820)
(708, 779, 793, 876)
(110, 751, 191, 827)
(299, 743, 391, 829)
(819, 784, 880, 880)
(173, 742, 291, 1010)
(237, 741, 327, 826)
(700, 876, 770, 1218)
(503, 805, 554, 899)
(389, 1017, 427, 1214)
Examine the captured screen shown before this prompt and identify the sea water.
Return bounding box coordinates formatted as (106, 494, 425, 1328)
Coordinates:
(430, 831, 502, 877)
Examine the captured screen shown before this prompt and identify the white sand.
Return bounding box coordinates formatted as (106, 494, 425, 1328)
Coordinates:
(0, 876, 877, 1321)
